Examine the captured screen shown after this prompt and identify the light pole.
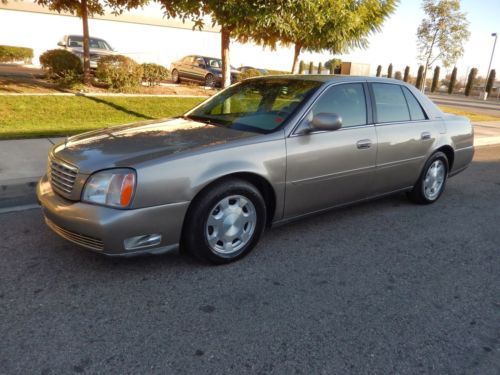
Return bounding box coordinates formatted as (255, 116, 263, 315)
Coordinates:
(483, 32, 497, 100)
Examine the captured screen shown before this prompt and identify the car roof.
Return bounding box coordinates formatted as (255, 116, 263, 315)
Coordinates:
(251, 74, 407, 84)
(66, 35, 106, 41)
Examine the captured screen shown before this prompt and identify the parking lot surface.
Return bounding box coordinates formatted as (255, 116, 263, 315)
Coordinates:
(1, 146, 499, 375)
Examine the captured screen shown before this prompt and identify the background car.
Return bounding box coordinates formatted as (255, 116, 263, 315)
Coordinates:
(238, 66, 268, 75)
(170, 55, 241, 87)
(58, 35, 117, 69)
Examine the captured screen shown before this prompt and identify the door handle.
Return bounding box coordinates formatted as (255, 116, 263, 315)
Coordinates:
(356, 139, 372, 149)
(421, 132, 431, 140)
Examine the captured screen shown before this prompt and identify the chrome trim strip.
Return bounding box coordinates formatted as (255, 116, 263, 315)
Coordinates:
(289, 165, 375, 184)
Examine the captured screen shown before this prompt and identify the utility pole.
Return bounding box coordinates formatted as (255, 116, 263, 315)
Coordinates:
(483, 32, 497, 100)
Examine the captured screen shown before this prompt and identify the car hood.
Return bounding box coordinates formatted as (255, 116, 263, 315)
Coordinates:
(67, 47, 117, 56)
(52, 118, 259, 174)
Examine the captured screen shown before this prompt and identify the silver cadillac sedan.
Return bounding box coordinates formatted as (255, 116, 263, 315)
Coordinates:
(37, 76, 474, 264)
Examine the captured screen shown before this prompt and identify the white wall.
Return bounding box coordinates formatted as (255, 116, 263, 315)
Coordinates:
(0, 9, 301, 71)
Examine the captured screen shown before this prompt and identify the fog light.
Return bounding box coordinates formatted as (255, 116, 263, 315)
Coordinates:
(124, 234, 162, 250)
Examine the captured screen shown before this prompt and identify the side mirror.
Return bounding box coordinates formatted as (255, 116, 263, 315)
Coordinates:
(309, 113, 342, 131)
(57, 41, 66, 47)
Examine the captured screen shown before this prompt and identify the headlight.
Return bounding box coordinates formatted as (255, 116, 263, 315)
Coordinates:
(82, 169, 136, 208)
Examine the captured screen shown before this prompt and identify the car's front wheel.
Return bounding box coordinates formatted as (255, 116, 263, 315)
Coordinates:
(407, 151, 449, 204)
(182, 179, 267, 264)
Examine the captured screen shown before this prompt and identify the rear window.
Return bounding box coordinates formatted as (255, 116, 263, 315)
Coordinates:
(372, 83, 410, 123)
(402, 87, 427, 121)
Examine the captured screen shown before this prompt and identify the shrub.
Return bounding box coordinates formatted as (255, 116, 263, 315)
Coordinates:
(0, 45, 34, 63)
(486, 69, 496, 95)
(403, 66, 410, 82)
(464, 68, 477, 96)
(96, 55, 143, 90)
(431, 66, 440, 92)
(298, 61, 305, 74)
(236, 68, 262, 82)
(448, 67, 457, 94)
(394, 71, 402, 80)
(415, 65, 424, 89)
(142, 63, 169, 86)
(376, 65, 382, 77)
(39, 49, 82, 83)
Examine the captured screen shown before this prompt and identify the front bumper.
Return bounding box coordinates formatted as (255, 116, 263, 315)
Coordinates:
(37, 175, 190, 257)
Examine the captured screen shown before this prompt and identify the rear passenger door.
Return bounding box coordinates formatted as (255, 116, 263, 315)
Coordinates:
(370, 83, 440, 194)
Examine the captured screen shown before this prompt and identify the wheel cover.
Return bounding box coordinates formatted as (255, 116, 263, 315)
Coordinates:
(205, 195, 257, 255)
(423, 159, 446, 200)
(206, 75, 215, 87)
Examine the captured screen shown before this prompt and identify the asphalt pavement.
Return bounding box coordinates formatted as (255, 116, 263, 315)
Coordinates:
(1, 146, 500, 375)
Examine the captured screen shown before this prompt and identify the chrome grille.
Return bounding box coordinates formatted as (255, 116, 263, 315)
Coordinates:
(45, 217, 104, 251)
(49, 157, 78, 195)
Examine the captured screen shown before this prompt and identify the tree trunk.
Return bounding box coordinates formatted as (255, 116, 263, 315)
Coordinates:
(221, 27, 231, 88)
(291, 43, 302, 74)
(81, 0, 91, 85)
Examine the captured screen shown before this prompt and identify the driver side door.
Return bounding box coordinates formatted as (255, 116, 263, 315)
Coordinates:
(284, 83, 377, 218)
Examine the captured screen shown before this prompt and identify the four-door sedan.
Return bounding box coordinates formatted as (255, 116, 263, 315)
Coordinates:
(170, 55, 240, 87)
(58, 35, 117, 69)
(37, 76, 474, 264)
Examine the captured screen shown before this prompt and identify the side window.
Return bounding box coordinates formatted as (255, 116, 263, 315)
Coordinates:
(372, 83, 410, 123)
(307, 83, 367, 128)
(182, 56, 193, 64)
(402, 87, 427, 121)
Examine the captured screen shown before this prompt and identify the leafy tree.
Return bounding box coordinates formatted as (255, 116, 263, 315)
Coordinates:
(159, 0, 280, 88)
(308, 61, 314, 74)
(387, 63, 393, 78)
(32, 0, 147, 85)
(376, 65, 382, 77)
(448, 66, 457, 94)
(416, 65, 424, 88)
(417, 0, 470, 90)
(431, 65, 440, 92)
(298, 60, 305, 74)
(317, 62, 323, 74)
(464, 67, 477, 96)
(486, 69, 496, 96)
(325, 58, 342, 73)
(403, 66, 410, 82)
(252, 0, 397, 73)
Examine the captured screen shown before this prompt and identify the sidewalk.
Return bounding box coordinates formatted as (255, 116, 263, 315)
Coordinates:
(1, 123, 500, 205)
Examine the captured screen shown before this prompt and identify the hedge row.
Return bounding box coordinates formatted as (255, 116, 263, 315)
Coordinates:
(0, 45, 34, 63)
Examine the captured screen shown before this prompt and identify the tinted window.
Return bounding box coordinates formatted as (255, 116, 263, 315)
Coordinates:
(307, 83, 367, 127)
(402, 87, 427, 120)
(372, 83, 410, 123)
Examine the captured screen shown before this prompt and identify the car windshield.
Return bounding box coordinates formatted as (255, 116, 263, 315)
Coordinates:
(185, 79, 322, 134)
(68, 36, 113, 51)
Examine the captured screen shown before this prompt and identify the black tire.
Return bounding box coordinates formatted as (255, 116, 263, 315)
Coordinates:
(407, 151, 449, 204)
(204, 73, 216, 88)
(171, 69, 180, 84)
(182, 178, 267, 264)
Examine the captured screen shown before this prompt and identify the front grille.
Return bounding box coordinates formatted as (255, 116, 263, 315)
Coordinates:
(45, 217, 104, 251)
(49, 157, 78, 195)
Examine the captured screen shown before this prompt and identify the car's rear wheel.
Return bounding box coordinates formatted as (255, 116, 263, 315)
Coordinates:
(407, 151, 448, 204)
(171, 69, 180, 84)
(182, 179, 266, 264)
(205, 73, 216, 88)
